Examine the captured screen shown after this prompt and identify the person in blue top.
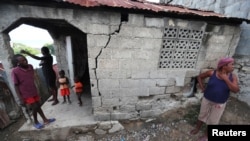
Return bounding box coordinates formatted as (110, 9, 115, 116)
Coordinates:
(190, 57, 240, 141)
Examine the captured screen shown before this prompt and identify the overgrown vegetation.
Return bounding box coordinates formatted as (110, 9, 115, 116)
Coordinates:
(12, 42, 54, 55)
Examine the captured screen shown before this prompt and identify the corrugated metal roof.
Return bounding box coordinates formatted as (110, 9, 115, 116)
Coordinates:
(2, 0, 248, 23)
(64, 0, 225, 18)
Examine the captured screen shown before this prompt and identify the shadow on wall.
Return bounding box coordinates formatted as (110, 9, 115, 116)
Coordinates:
(0, 71, 20, 128)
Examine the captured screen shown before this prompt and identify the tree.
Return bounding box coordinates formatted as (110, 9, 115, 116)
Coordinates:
(44, 43, 55, 55)
(12, 43, 40, 55)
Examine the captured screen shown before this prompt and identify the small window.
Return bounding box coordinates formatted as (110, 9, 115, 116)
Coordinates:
(159, 27, 204, 69)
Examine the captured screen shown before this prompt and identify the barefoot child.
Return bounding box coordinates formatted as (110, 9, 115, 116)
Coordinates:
(71, 76, 83, 106)
(57, 70, 71, 104)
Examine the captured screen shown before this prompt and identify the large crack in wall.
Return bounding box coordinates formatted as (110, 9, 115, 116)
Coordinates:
(93, 20, 123, 98)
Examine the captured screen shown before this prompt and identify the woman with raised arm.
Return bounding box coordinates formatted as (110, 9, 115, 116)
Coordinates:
(190, 57, 240, 141)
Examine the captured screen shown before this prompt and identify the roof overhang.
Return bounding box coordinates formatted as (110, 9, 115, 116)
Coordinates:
(0, 0, 249, 25)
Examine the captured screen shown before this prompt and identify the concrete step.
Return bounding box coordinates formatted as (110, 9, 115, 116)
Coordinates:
(17, 94, 124, 140)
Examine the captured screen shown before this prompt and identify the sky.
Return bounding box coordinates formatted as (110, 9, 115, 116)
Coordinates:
(9, 24, 53, 48)
(9, 24, 55, 68)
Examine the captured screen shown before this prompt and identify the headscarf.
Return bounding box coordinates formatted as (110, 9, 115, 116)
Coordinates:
(217, 57, 234, 69)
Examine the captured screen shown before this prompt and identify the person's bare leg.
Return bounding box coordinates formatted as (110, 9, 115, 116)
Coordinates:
(190, 120, 203, 135)
(30, 104, 38, 124)
(47, 87, 54, 102)
(37, 107, 48, 123)
(78, 94, 82, 106)
(62, 96, 66, 104)
(67, 95, 71, 104)
(51, 88, 59, 105)
(36, 103, 55, 125)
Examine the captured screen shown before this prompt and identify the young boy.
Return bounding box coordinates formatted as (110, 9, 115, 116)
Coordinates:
(71, 76, 83, 106)
(21, 47, 59, 105)
(11, 54, 55, 129)
(57, 70, 71, 104)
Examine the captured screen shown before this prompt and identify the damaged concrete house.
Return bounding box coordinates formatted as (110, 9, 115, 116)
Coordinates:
(164, 0, 250, 109)
(0, 0, 250, 126)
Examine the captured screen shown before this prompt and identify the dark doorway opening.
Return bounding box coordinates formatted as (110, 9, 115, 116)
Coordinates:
(6, 18, 91, 99)
(71, 34, 91, 95)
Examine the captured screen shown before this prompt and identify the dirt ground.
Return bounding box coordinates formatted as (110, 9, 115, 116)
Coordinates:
(1, 96, 250, 141)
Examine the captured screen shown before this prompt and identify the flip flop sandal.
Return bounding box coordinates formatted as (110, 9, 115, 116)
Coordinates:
(44, 118, 56, 125)
(34, 123, 44, 129)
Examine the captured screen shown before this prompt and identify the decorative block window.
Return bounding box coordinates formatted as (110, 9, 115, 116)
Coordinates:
(159, 27, 204, 69)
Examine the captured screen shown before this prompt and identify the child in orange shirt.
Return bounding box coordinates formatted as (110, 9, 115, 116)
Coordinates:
(57, 70, 71, 104)
(71, 76, 83, 106)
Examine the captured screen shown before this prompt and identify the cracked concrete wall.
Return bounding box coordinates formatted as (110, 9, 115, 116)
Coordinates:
(86, 13, 241, 120)
(0, 3, 242, 121)
(163, 0, 250, 107)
